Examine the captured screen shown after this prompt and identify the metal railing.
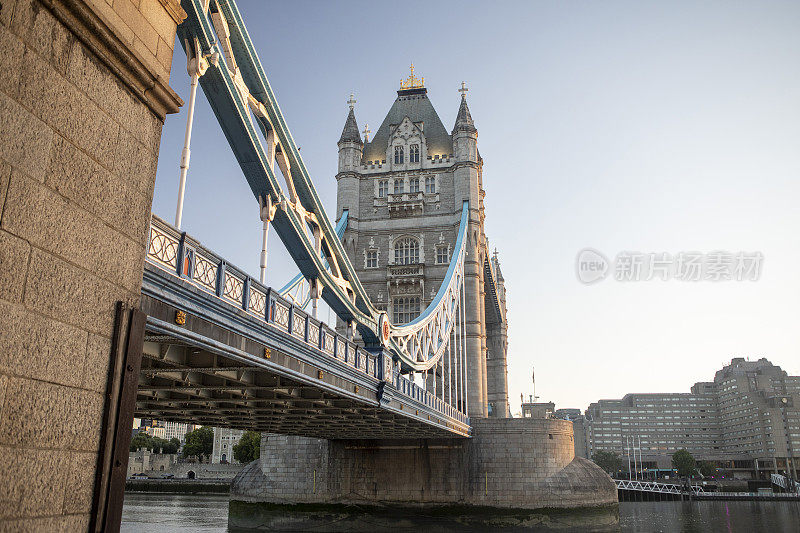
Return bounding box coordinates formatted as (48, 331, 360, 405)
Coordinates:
(615, 479, 705, 495)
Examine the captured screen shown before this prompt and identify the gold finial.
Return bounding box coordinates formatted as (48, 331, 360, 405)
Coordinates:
(400, 63, 425, 90)
(362, 123, 371, 142)
(459, 81, 468, 98)
(347, 93, 356, 109)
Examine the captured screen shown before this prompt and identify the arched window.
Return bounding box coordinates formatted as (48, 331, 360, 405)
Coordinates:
(394, 237, 419, 265)
(409, 144, 420, 163)
(394, 145, 404, 164)
(409, 177, 420, 193)
(393, 296, 420, 324)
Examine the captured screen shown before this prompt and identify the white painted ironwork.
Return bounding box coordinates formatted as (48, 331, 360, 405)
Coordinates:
(147, 226, 179, 270)
(615, 479, 705, 495)
(772, 473, 800, 493)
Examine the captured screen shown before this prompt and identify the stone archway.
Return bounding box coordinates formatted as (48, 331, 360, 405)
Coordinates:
(187, 471, 196, 479)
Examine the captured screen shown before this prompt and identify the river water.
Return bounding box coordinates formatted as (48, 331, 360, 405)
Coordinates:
(121, 493, 800, 532)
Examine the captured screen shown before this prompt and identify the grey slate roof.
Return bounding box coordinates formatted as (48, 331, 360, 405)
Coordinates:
(338, 108, 362, 145)
(362, 88, 453, 162)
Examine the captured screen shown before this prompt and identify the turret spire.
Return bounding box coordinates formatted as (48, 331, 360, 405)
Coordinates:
(338, 95, 362, 145)
(453, 82, 476, 134)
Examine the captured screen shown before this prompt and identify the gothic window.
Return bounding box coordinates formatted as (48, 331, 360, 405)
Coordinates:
(394, 237, 419, 265)
(366, 250, 378, 268)
(436, 245, 449, 264)
(393, 296, 420, 324)
(425, 176, 436, 194)
(378, 179, 388, 198)
(409, 177, 420, 193)
(410, 144, 420, 163)
(393, 178, 404, 194)
(394, 145, 404, 164)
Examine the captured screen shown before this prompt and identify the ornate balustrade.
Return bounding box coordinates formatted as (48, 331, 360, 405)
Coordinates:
(388, 191, 424, 216)
(388, 263, 424, 280)
(146, 215, 379, 381)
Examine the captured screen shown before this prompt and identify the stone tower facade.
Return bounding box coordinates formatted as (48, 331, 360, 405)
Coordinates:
(335, 73, 509, 418)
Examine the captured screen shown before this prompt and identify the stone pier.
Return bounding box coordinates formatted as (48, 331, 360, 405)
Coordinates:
(229, 418, 618, 530)
(0, 0, 183, 528)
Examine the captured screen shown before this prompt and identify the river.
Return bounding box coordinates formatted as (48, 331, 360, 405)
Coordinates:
(121, 493, 800, 532)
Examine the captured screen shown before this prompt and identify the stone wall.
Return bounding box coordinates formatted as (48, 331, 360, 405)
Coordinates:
(231, 418, 617, 511)
(0, 0, 182, 528)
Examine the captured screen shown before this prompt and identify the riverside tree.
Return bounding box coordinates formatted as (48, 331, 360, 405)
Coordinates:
(672, 449, 696, 478)
(591, 450, 622, 475)
(699, 461, 717, 478)
(233, 431, 261, 463)
(182, 427, 214, 461)
(129, 434, 181, 454)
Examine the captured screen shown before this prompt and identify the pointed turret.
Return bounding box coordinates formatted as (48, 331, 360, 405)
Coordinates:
(337, 94, 363, 220)
(452, 82, 478, 163)
(452, 92, 477, 134)
(338, 107, 363, 145)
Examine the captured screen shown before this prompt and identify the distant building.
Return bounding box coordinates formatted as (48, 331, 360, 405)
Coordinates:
(212, 428, 244, 464)
(521, 401, 555, 419)
(137, 418, 166, 439)
(128, 449, 177, 475)
(163, 421, 195, 443)
(581, 358, 800, 480)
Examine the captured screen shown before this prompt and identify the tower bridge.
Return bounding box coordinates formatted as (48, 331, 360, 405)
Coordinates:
(0, 0, 616, 529)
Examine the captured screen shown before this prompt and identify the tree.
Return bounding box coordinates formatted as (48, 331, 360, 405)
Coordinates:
(163, 437, 181, 455)
(672, 449, 696, 478)
(183, 427, 214, 461)
(699, 461, 717, 478)
(130, 433, 179, 454)
(591, 450, 622, 475)
(130, 432, 153, 452)
(233, 431, 261, 464)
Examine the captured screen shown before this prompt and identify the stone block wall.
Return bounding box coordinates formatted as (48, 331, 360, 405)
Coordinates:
(231, 418, 617, 510)
(0, 0, 182, 528)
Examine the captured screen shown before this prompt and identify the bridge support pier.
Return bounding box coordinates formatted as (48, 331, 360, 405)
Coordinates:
(0, 0, 184, 529)
(230, 418, 617, 529)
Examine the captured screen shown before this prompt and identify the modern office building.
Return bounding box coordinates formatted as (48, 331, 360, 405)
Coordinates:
(580, 358, 800, 480)
(163, 421, 195, 443)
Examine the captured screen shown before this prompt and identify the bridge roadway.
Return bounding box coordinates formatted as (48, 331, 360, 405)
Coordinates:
(136, 216, 471, 439)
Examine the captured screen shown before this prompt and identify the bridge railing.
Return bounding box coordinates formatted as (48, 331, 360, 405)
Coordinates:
(392, 371, 468, 425)
(772, 473, 800, 493)
(615, 479, 704, 495)
(146, 215, 379, 380)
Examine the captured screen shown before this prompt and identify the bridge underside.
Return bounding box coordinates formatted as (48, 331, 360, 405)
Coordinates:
(137, 328, 451, 438)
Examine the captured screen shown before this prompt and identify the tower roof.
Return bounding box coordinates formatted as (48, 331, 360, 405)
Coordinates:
(338, 107, 363, 145)
(452, 93, 476, 134)
(362, 87, 453, 162)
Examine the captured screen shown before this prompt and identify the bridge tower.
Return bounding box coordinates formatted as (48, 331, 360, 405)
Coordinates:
(335, 70, 509, 418)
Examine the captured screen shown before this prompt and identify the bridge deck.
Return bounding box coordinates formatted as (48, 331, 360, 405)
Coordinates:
(137, 218, 470, 438)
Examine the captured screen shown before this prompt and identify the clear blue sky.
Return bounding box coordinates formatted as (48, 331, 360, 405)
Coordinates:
(152, 1, 800, 413)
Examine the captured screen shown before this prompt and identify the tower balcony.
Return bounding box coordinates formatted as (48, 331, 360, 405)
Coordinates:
(388, 263, 425, 281)
(388, 191, 424, 217)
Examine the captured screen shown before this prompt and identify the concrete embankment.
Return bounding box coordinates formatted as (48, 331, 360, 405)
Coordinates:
(125, 479, 230, 494)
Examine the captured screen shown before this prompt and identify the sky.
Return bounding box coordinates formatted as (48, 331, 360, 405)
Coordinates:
(151, 1, 800, 414)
